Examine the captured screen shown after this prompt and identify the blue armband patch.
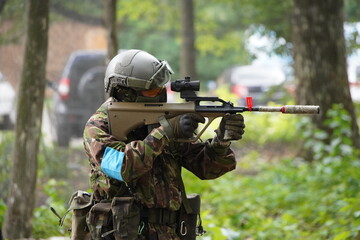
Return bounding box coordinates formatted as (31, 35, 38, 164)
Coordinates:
(101, 147, 125, 181)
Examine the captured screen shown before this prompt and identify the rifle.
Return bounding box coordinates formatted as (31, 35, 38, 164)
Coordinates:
(107, 77, 320, 142)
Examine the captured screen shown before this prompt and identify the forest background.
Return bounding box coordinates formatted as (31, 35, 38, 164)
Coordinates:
(1, 0, 360, 239)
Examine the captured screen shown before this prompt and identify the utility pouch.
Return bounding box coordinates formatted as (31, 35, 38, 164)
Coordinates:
(67, 191, 93, 240)
(111, 197, 141, 240)
(178, 194, 205, 240)
(86, 201, 114, 240)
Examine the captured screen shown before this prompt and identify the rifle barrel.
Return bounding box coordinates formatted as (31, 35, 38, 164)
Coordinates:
(256, 105, 320, 114)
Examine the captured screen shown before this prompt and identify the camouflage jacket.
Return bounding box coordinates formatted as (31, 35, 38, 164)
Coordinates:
(83, 98, 237, 239)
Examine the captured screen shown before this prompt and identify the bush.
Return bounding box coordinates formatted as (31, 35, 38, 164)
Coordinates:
(0, 131, 14, 201)
(184, 104, 360, 240)
(0, 132, 73, 237)
(33, 179, 72, 238)
(2, 103, 360, 239)
(201, 86, 299, 148)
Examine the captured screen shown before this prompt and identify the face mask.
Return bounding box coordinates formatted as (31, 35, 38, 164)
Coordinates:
(112, 86, 167, 103)
(135, 88, 167, 103)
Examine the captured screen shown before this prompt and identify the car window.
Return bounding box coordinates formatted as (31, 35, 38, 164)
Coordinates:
(231, 65, 285, 87)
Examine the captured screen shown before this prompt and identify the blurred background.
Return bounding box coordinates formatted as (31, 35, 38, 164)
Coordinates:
(1, 0, 360, 239)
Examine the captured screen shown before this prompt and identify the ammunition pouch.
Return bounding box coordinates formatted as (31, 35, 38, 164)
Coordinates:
(86, 201, 113, 240)
(85, 196, 141, 240)
(177, 194, 205, 240)
(142, 208, 178, 225)
(111, 197, 141, 240)
(67, 191, 204, 239)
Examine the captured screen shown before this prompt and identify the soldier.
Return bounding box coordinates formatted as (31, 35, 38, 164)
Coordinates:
(83, 49, 245, 239)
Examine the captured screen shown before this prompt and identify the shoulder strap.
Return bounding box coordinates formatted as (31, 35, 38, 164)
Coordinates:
(177, 167, 194, 214)
(167, 145, 193, 214)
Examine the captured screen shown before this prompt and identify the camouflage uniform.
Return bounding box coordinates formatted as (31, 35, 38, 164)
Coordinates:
(83, 98, 237, 239)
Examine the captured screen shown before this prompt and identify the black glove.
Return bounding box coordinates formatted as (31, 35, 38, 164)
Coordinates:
(162, 113, 205, 139)
(215, 113, 245, 141)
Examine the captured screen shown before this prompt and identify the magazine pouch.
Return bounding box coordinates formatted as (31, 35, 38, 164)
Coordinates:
(86, 201, 113, 240)
(111, 197, 141, 240)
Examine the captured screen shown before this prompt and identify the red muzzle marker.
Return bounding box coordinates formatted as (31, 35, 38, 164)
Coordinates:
(246, 97, 253, 111)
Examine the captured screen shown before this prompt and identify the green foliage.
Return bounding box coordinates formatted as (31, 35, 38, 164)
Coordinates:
(0, 199, 6, 231)
(117, 0, 252, 80)
(37, 141, 70, 180)
(0, 131, 14, 228)
(0, 131, 14, 201)
(2, 102, 360, 239)
(240, 0, 293, 40)
(0, 132, 73, 237)
(200, 86, 299, 147)
(241, 111, 298, 146)
(3, 0, 360, 63)
(0, 0, 26, 44)
(184, 104, 360, 239)
(345, 0, 360, 22)
(33, 179, 72, 238)
(51, 0, 103, 19)
(299, 104, 358, 161)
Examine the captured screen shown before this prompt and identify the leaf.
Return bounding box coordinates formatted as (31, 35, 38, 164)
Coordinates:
(333, 231, 351, 240)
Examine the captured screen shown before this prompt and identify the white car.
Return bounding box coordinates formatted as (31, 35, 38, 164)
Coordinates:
(223, 64, 287, 105)
(0, 72, 15, 129)
(350, 82, 360, 102)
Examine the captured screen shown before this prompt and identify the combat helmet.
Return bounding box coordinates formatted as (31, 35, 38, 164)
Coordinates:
(104, 49, 173, 102)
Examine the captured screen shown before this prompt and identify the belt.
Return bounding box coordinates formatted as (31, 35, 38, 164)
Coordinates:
(142, 208, 179, 225)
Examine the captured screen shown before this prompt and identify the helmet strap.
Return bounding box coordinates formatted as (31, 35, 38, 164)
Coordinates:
(112, 86, 137, 102)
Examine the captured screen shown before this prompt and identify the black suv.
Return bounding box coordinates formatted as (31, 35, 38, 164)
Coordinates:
(53, 50, 106, 147)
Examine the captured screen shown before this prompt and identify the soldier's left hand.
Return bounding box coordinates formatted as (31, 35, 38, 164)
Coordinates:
(165, 113, 205, 139)
(215, 113, 245, 141)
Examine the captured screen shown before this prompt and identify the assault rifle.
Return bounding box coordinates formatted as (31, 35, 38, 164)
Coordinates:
(107, 77, 320, 141)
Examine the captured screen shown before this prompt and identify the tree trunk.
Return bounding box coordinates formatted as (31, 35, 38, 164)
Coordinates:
(103, 0, 118, 62)
(2, 0, 49, 238)
(0, 0, 7, 15)
(180, 0, 197, 80)
(292, 0, 360, 149)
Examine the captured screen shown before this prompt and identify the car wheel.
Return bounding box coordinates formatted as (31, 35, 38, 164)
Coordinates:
(1, 115, 14, 130)
(78, 66, 106, 110)
(56, 121, 71, 147)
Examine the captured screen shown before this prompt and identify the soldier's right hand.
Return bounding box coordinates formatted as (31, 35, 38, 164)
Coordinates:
(161, 113, 205, 139)
(215, 113, 245, 142)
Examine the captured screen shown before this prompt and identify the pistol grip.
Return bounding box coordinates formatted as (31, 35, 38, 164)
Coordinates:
(176, 116, 217, 143)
